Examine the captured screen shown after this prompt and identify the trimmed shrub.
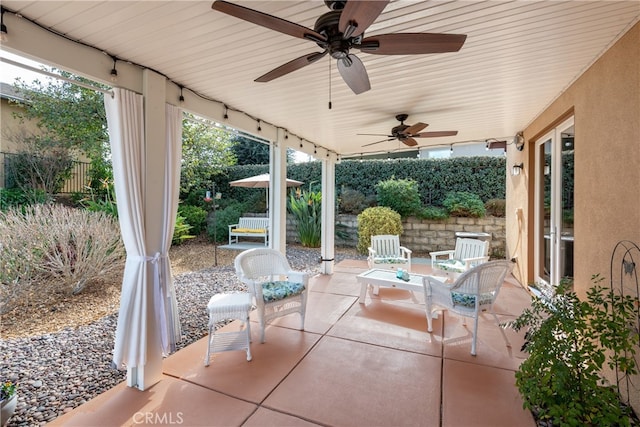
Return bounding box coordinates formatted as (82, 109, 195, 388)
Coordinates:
(416, 205, 449, 220)
(178, 204, 207, 235)
(338, 187, 368, 214)
(356, 206, 403, 254)
(443, 191, 486, 218)
(0, 204, 125, 311)
(485, 198, 506, 217)
(375, 177, 422, 218)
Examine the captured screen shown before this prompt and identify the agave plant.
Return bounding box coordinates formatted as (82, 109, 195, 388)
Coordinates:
(288, 188, 321, 248)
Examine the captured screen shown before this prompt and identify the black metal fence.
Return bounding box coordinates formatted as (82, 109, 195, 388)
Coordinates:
(1, 151, 91, 194)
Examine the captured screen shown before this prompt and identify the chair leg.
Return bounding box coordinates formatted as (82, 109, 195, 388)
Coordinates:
(204, 325, 213, 366)
(471, 315, 479, 356)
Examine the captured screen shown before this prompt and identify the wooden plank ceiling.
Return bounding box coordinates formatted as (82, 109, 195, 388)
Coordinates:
(2, 1, 639, 157)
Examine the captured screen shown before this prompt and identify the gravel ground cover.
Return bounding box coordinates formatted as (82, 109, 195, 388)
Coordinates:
(0, 244, 365, 426)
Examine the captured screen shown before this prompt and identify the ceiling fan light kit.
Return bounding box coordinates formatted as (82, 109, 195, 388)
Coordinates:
(211, 1, 466, 95)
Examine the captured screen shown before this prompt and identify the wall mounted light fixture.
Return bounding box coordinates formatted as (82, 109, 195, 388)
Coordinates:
(514, 132, 525, 151)
(511, 162, 524, 176)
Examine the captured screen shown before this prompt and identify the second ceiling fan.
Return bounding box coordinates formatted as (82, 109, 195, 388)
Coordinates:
(211, 0, 467, 94)
(360, 114, 458, 147)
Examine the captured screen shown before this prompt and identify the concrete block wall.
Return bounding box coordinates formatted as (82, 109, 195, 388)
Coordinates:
(285, 214, 506, 257)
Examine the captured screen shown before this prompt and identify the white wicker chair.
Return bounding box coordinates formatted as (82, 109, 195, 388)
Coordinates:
(234, 248, 309, 343)
(423, 260, 514, 355)
(368, 234, 412, 272)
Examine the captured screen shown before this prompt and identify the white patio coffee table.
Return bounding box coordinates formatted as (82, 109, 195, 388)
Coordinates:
(357, 269, 449, 333)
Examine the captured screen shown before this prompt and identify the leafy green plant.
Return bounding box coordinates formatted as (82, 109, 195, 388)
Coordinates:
(356, 206, 403, 254)
(443, 191, 486, 217)
(0, 188, 49, 211)
(81, 179, 118, 217)
(178, 204, 207, 236)
(375, 177, 422, 218)
(484, 198, 506, 217)
(1, 380, 17, 400)
(288, 189, 322, 248)
(415, 205, 449, 220)
(172, 214, 195, 245)
(508, 276, 639, 426)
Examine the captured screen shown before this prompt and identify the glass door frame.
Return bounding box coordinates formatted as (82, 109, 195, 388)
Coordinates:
(533, 116, 574, 287)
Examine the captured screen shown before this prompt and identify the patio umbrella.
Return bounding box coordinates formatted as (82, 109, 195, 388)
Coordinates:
(229, 173, 303, 211)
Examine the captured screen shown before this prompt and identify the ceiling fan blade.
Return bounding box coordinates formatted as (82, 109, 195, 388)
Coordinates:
(339, 0, 389, 38)
(337, 54, 371, 95)
(212, 1, 326, 42)
(357, 133, 393, 137)
(404, 122, 428, 135)
(414, 131, 459, 138)
(402, 137, 419, 147)
(358, 33, 467, 55)
(255, 51, 327, 82)
(362, 137, 395, 147)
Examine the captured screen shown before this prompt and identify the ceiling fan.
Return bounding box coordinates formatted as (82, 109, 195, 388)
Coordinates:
(360, 114, 458, 147)
(211, 0, 467, 94)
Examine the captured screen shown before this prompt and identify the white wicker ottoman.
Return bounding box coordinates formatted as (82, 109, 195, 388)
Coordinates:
(205, 293, 253, 366)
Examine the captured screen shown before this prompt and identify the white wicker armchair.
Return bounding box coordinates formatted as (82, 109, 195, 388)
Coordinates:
(234, 248, 309, 343)
(423, 260, 514, 355)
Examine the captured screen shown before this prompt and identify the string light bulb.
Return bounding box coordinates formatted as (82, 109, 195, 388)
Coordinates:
(179, 86, 184, 103)
(257, 120, 261, 132)
(1, 7, 8, 42)
(450, 144, 454, 153)
(109, 56, 118, 82)
(223, 105, 228, 120)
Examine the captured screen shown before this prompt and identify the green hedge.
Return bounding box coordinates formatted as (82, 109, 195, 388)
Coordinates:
(213, 156, 506, 208)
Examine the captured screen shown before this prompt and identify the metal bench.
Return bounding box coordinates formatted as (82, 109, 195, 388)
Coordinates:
(228, 217, 269, 246)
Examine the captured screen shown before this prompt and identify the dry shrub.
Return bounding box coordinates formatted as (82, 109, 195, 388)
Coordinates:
(0, 204, 125, 312)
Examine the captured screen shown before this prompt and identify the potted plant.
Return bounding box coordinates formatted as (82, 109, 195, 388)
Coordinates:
(508, 275, 639, 426)
(0, 381, 17, 427)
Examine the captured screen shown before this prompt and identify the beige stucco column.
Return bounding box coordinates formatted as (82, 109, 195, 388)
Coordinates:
(320, 158, 336, 274)
(269, 129, 288, 254)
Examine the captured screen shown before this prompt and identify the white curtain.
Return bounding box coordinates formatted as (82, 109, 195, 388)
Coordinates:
(104, 88, 182, 370)
(158, 104, 183, 354)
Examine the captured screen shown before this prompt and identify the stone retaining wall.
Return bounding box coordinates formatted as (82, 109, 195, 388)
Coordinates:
(283, 214, 506, 257)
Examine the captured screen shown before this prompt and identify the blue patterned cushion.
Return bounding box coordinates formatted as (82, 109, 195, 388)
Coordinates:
(261, 281, 305, 302)
(451, 292, 495, 308)
(374, 257, 408, 264)
(436, 259, 466, 273)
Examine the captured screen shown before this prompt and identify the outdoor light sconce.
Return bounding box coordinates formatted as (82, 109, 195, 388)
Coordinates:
(511, 163, 524, 176)
(514, 132, 525, 151)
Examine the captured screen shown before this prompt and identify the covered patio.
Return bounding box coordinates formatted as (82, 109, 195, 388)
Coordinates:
(1, 0, 639, 423)
(50, 259, 534, 426)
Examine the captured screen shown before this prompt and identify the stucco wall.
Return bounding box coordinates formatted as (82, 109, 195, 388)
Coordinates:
(508, 21, 640, 296)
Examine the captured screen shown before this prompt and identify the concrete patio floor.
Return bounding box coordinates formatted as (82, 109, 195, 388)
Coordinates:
(51, 260, 535, 427)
